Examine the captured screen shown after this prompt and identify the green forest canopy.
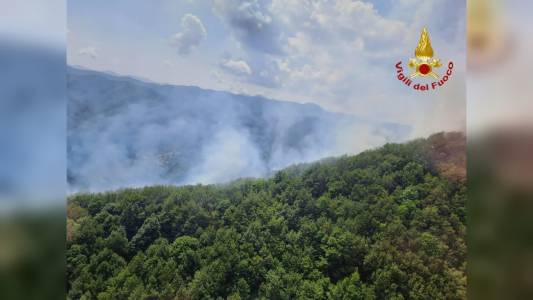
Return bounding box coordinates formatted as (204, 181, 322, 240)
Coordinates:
(67, 132, 466, 299)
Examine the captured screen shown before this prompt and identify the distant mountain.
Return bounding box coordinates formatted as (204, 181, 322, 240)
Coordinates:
(68, 67, 410, 192)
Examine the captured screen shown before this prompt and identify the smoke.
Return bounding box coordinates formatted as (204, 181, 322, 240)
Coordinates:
(409, 73, 466, 138)
(67, 67, 410, 193)
(185, 128, 267, 184)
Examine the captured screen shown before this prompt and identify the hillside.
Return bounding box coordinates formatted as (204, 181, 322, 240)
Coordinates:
(66, 133, 466, 299)
(67, 67, 409, 192)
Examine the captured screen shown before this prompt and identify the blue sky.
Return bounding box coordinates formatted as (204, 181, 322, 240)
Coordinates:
(68, 0, 465, 137)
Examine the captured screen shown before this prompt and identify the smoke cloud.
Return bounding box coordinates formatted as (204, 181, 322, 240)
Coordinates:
(68, 67, 409, 192)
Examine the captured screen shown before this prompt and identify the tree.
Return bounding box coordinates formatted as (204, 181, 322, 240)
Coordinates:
(330, 271, 375, 300)
(131, 216, 161, 252)
(67, 134, 467, 299)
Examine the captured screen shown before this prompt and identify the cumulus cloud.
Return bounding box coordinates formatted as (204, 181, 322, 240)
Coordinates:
(248, 59, 283, 88)
(272, 0, 408, 56)
(217, 55, 284, 88)
(78, 46, 98, 59)
(213, 0, 282, 54)
(210, 0, 411, 101)
(246, 0, 465, 135)
(170, 14, 207, 56)
(219, 58, 252, 76)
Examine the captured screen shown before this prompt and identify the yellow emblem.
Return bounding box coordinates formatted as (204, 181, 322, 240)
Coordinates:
(408, 28, 442, 79)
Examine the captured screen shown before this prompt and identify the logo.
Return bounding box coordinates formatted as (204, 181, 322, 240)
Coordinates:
(395, 28, 454, 91)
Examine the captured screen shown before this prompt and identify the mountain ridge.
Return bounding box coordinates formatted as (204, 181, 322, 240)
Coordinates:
(68, 66, 329, 115)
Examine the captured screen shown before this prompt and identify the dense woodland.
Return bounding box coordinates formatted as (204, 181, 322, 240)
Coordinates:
(67, 133, 466, 299)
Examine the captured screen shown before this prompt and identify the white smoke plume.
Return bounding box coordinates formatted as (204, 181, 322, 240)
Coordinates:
(67, 67, 410, 193)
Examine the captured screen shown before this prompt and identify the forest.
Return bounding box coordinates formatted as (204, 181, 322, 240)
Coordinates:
(67, 132, 466, 299)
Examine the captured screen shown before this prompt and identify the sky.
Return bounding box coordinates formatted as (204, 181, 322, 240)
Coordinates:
(68, 0, 466, 137)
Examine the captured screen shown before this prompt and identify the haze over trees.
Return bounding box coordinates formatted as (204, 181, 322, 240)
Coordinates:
(67, 132, 466, 299)
(68, 67, 408, 192)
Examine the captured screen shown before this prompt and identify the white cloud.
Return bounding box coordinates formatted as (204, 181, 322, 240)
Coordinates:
(210, 0, 412, 105)
(219, 58, 252, 76)
(170, 14, 207, 56)
(78, 46, 98, 59)
(273, 0, 408, 54)
(213, 0, 282, 54)
(211, 0, 463, 140)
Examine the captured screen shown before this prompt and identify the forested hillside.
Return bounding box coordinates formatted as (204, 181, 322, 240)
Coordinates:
(67, 132, 466, 299)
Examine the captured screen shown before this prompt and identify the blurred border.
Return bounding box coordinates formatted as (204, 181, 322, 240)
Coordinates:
(0, 0, 66, 299)
(468, 0, 533, 299)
